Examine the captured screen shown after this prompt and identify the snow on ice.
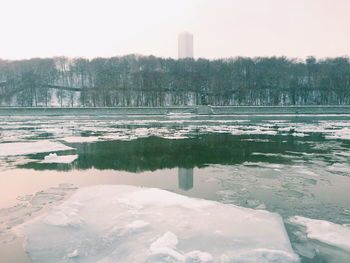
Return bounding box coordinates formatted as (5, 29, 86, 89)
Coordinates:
(16, 185, 299, 263)
(0, 140, 73, 156)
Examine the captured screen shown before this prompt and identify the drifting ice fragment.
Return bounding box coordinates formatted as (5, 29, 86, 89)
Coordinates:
(61, 136, 100, 143)
(290, 216, 350, 251)
(42, 153, 78, 163)
(0, 140, 73, 156)
(17, 185, 299, 263)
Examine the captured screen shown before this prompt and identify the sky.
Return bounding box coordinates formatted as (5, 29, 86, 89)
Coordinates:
(0, 0, 349, 60)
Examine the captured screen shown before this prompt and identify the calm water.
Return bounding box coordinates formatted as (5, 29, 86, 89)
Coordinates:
(0, 114, 350, 262)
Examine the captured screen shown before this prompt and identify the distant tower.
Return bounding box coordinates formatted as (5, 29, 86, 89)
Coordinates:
(178, 32, 193, 59)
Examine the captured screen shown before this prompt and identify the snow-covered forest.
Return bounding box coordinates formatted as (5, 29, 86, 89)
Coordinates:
(0, 55, 349, 107)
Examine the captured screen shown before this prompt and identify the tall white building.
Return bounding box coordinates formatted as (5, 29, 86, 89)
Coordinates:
(178, 32, 193, 59)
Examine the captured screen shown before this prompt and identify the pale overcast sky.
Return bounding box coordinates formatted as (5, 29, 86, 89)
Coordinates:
(0, 0, 349, 60)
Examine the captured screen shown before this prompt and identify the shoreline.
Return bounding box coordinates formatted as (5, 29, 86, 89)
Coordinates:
(1, 105, 350, 116)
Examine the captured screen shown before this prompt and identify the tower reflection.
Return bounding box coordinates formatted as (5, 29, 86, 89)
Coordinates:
(178, 168, 193, 191)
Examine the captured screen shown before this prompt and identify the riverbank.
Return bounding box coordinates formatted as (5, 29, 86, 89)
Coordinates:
(0, 105, 350, 116)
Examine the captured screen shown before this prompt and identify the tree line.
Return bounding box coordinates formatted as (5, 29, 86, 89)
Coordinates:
(0, 55, 349, 106)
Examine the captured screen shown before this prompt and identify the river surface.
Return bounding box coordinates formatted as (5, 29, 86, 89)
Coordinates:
(0, 114, 350, 263)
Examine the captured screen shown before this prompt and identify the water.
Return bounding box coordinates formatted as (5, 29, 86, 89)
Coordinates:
(0, 114, 350, 262)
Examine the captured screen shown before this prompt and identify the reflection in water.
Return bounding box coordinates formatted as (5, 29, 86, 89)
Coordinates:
(19, 133, 325, 172)
(178, 168, 194, 190)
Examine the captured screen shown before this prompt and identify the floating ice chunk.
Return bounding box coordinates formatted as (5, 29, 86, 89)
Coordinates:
(291, 132, 307, 137)
(17, 185, 299, 263)
(43, 153, 57, 160)
(0, 140, 73, 156)
(325, 127, 350, 140)
(61, 136, 100, 143)
(290, 216, 350, 251)
(268, 120, 287, 123)
(42, 153, 78, 163)
(0, 184, 77, 244)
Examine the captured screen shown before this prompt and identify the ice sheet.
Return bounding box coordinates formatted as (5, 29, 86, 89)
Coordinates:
(61, 137, 100, 143)
(0, 140, 73, 156)
(17, 185, 299, 263)
(290, 216, 350, 251)
(0, 184, 77, 244)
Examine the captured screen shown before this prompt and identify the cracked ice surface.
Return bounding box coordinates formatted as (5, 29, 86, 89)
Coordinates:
(16, 185, 299, 263)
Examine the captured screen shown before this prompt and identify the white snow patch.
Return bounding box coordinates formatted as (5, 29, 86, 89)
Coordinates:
(0, 140, 73, 156)
(17, 185, 299, 263)
(42, 153, 78, 163)
(290, 216, 350, 251)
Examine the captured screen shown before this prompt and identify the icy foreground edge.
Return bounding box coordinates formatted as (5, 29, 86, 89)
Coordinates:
(290, 216, 350, 252)
(17, 185, 299, 263)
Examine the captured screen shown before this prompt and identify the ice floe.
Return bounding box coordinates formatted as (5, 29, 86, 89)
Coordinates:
(0, 184, 77, 244)
(2, 115, 350, 143)
(290, 216, 350, 251)
(42, 153, 78, 163)
(0, 140, 73, 156)
(61, 136, 100, 143)
(17, 185, 299, 263)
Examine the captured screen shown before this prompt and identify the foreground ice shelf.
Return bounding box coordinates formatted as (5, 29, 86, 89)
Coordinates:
(17, 185, 299, 263)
